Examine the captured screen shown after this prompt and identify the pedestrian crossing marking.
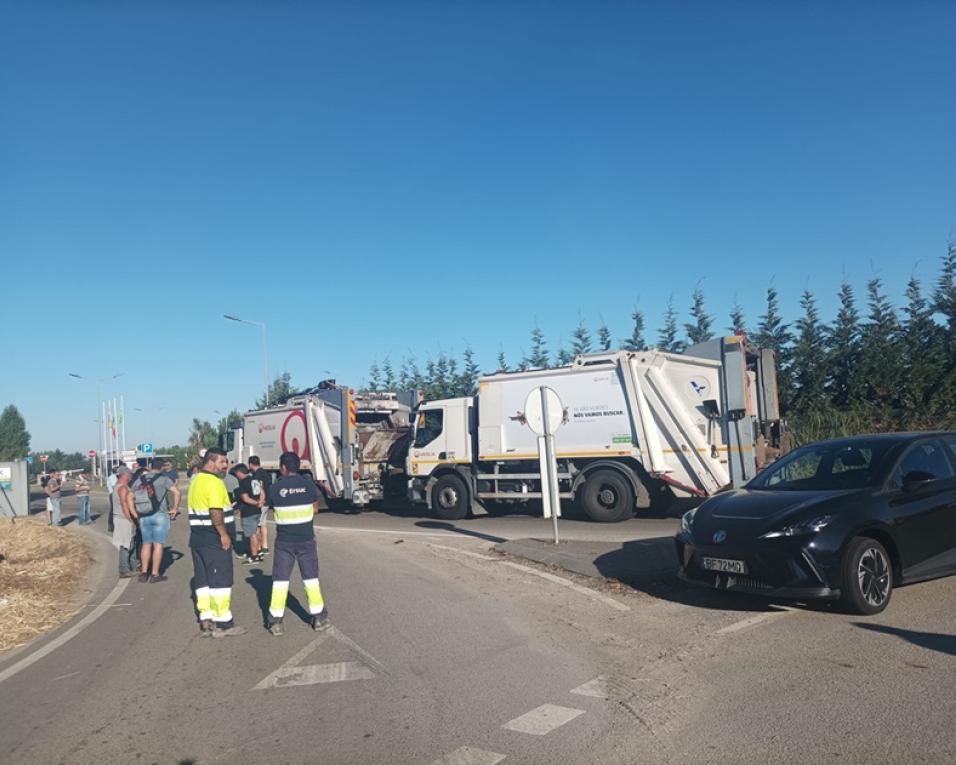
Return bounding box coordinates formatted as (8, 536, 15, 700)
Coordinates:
(427, 747, 506, 765)
(570, 676, 610, 699)
(502, 704, 584, 735)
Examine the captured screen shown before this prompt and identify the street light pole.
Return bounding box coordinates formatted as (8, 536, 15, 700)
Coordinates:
(69, 371, 124, 482)
(224, 314, 270, 406)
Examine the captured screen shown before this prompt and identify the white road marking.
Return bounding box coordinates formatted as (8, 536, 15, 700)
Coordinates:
(427, 543, 631, 611)
(51, 671, 81, 682)
(715, 607, 795, 635)
(502, 704, 585, 735)
(0, 577, 131, 686)
(427, 746, 507, 765)
(253, 625, 385, 690)
(312, 524, 459, 539)
(570, 676, 610, 699)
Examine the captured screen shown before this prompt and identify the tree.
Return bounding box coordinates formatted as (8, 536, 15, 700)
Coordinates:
(858, 277, 900, 413)
(368, 360, 383, 390)
(570, 315, 593, 358)
(729, 301, 746, 335)
(899, 275, 946, 424)
(528, 325, 549, 368)
(684, 287, 714, 345)
(790, 291, 828, 413)
(382, 357, 396, 390)
(256, 372, 293, 408)
(216, 409, 242, 439)
(622, 307, 647, 351)
(0, 405, 30, 461)
(657, 296, 684, 353)
(188, 419, 217, 454)
(752, 286, 793, 410)
(458, 346, 481, 396)
(825, 281, 862, 410)
(597, 319, 612, 351)
(495, 348, 509, 372)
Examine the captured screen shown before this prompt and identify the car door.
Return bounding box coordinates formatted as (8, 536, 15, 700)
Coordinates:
(886, 439, 956, 579)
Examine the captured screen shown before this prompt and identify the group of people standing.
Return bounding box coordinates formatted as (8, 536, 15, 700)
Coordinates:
(186, 448, 329, 638)
(42, 468, 93, 526)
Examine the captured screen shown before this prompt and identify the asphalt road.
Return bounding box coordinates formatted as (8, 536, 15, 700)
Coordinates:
(2, 492, 955, 764)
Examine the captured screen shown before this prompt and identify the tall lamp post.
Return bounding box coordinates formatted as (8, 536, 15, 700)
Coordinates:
(224, 314, 270, 406)
(69, 371, 124, 481)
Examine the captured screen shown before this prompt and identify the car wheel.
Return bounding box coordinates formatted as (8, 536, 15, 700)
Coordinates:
(841, 536, 893, 615)
(580, 469, 634, 523)
(431, 474, 469, 521)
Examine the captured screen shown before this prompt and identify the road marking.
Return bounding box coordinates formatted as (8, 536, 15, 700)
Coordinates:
(0, 577, 131, 686)
(427, 746, 507, 765)
(570, 676, 610, 699)
(715, 607, 795, 635)
(313, 524, 460, 539)
(502, 704, 585, 735)
(427, 543, 630, 611)
(51, 671, 81, 682)
(253, 625, 385, 690)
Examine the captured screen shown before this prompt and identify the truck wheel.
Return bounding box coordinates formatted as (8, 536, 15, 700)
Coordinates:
(580, 469, 634, 523)
(432, 474, 469, 521)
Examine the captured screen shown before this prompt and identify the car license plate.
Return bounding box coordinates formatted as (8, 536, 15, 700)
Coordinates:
(701, 557, 747, 574)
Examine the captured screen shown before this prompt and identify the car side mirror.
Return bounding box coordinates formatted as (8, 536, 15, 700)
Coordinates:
(902, 470, 936, 492)
(438, 452, 447, 461)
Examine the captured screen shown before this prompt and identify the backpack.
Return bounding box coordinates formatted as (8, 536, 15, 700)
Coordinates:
(135, 473, 167, 516)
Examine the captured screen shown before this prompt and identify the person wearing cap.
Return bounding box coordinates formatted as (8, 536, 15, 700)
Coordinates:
(187, 448, 246, 638)
(266, 451, 330, 636)
(110, 467, 139, 577)
(230, 463, 264, 563)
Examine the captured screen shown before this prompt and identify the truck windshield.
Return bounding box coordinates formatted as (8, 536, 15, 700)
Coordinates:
(747, 440, 898, 491)
(413, 410, 443, 448)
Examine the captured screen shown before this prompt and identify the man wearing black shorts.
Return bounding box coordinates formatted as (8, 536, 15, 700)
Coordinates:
(267, 452, 330, 636)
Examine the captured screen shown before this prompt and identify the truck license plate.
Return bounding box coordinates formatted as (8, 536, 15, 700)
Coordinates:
(701, 557, 747, 574)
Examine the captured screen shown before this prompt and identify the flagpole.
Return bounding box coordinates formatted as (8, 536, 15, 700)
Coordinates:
(101, 400, 108, 475)
(120, 395, 126, 456)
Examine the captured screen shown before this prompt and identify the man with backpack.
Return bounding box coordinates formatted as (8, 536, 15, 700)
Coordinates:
(130, 458, 181, 583)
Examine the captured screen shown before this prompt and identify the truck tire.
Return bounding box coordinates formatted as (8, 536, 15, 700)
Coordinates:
(432, 474, 469, 521)
(580, 469, 634, 523)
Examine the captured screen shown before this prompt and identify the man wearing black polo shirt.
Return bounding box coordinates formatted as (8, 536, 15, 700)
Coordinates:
(266, 451, 330, 636)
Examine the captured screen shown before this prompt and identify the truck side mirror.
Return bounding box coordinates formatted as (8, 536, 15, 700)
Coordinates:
(702, 399, 720, 419)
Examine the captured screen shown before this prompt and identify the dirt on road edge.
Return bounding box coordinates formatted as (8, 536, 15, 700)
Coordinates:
(0, 519, 94, 654)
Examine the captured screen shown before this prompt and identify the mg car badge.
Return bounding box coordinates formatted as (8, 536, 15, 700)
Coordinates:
(713, 530, 727, 544)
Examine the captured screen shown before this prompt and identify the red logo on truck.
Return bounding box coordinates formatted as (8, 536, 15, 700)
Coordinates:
(280, 410, 310, 460)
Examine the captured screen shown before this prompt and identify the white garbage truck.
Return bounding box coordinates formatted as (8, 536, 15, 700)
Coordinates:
(225, 384, 418, 509)
(407, 336, 785, 522)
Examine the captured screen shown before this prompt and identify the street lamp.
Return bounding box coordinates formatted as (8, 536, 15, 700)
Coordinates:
(224, 314, 270, 405)
(69, 372, 124, 480)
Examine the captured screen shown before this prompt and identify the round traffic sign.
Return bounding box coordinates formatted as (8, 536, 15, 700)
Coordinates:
(40, 454, 49, 463)
(524, 386, 564, 435)
(88, 450, 96, 459)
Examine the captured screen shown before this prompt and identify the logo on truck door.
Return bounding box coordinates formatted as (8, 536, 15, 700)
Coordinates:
(280, 410, 311, 460)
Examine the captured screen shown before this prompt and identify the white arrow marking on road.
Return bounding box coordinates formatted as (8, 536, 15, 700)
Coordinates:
(253, 625, 384, 690)
(502, 704, 585, 735)
(427, 746, 507, 765)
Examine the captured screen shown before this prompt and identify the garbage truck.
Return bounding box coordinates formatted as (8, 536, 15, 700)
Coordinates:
(407, 336, 785, 522)
(225, 384, 419, 509)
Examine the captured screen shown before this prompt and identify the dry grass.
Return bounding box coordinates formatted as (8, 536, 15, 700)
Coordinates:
(0, 519, 94, 654)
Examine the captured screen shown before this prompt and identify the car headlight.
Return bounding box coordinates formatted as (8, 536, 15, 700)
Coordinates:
(681, 510, 696, 534)
(760, 515, 834, 539)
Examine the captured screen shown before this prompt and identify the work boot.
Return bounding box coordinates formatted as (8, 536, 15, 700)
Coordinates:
(311, 612, 331, 632)
(199, 620, 216, 638)
(268, 618, 284, 637)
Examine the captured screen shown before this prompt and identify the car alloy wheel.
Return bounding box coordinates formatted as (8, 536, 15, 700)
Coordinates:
(857, 546, 890, 608)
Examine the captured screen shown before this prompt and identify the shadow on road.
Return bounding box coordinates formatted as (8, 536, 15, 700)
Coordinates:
(415, 520, 506, 544)
(244, 567, 311, 627)
(854, 622, 956, 657)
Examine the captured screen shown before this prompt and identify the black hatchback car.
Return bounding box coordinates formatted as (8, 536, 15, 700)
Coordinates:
(675, 432, 956, 614)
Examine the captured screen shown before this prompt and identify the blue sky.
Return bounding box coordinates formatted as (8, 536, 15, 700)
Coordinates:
(2, 1, 954, 453)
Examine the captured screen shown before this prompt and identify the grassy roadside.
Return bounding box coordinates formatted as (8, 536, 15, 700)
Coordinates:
(0, 519, 95, 654)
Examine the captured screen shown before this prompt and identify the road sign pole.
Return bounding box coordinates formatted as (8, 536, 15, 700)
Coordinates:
(539, 386, 561, 544)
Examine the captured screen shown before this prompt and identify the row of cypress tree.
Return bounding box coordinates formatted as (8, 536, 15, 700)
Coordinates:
(368, 243, 956, 443)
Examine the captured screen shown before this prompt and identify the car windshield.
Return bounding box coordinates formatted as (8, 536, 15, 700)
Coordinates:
(747, 440, 899, 491)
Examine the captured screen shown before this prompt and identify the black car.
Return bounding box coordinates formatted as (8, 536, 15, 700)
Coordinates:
(675, 432, 956, 614)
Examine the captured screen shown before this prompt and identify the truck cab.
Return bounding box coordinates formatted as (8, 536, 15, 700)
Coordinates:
(406, 397, 473, 508)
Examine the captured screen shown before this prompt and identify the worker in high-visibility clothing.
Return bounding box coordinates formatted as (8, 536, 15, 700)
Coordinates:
(267, 451, 330, 636)
(187, 448, 247, 638)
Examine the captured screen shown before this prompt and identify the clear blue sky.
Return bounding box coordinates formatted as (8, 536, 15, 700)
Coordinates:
(2, 1, 954, 454)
